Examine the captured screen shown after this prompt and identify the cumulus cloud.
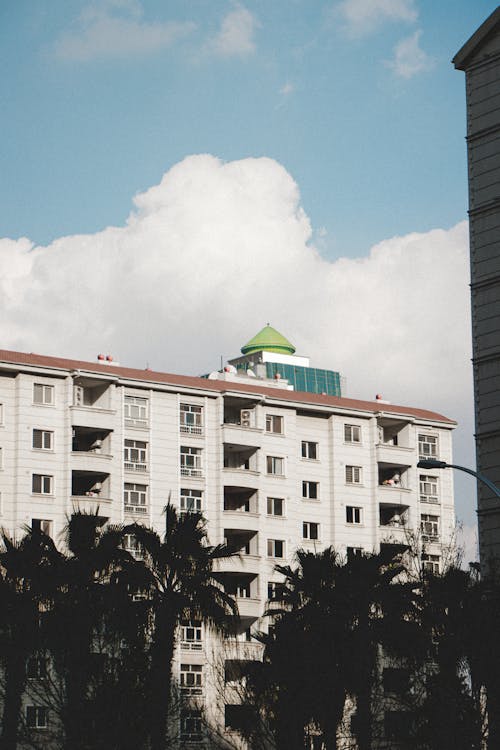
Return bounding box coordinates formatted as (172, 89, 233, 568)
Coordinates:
(0, 154, 474, 524)
(386, 29, 434, 78)
(335, 0, 418, 36)
(54, 0, 195, 61)
(208, 4, 258, 58)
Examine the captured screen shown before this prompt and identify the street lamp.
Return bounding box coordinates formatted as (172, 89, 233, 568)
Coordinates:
(417, 459, 500, 499)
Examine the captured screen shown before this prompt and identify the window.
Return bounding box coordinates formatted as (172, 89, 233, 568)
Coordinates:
(344, 424, 361, 443)
(124, 395, 148, 427)
(346, 465, 362, 484)
(180, 488, 203, 513)
(32, 429, 53, 451)
(267, 539, 285, 558)
(27, 656, 47, 679)
(418, 433, 438, 460)
(124, 483, 148, 514)
(422, 553, 440, 574)
(180, 403, 203, 434)
(347, 546, 363, 559)
(33, 384, 54, 406)
(301, 441, 318, 460)
(26, 706, 48, 729)
(266, 414, 283, 434)
(266, 455, 284, 476)
(421, 514, 439, 540)
(346, 506, 362, 524)
(180, 663, 203, 695)
(267, 582, 283, 600)
(180, 710, 202, 743)
(302, 481, 319, 500)
(32, 474, 53, 495)
(181, 621, 202, 650)
(303, 522, 319, 540)
(267, 497, 284, 516)
(180, 446, 202, 477)
(31, 519, 52, 536)
(123, 533, 143, 560)
(123, 439, 147, 471)
(419, 474, 438, 503)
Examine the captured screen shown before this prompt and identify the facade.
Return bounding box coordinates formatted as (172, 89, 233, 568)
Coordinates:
(0, 336, 456, 745)
(453, 8, 500, 577)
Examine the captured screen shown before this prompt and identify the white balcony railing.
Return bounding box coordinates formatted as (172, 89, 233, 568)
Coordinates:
(180, 424, 203, 435)
(180, 467, 202, 478)
(124, 462, 147, 472)
(124, 504, 148, 515)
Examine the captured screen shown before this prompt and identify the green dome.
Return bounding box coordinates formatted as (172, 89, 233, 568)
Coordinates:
(241, 325, 296, 356)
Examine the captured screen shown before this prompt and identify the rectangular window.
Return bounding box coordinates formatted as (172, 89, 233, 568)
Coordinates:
(33, 384, 54, 406)
(302, 481, 319, 500)
(419, 474, 438, 503)
(180, 403, 203, 434)
(180, 664, 203, 695)
(267, 582, 283, 600)
(421, 514, 439, 540)
(346, 465, 362, 484)
(346, 506, 362, 524)
(123, 439, 147, 471)
(124, 395, 148, 427)
(418, 433, 438, 460)
(180, 710, 202, 743)
(180, 446, 202, 477)
(301, 441, 318, 460)
(266, 414, 283, 434)
(344, 424, 361, 443)
(32, 474, 53, 495)
(27, 656, 47, 680)
(32, 429, 53, 451)
(303, 522, 319, 540)
(180, 488, 203, 513)
(31, 519, 52, 536)
(123, 533, 143, 560)
(422, 553, 440, 574)
(124, 483, 148, 514)
(267, 497, 284, 516)
(26, 706, 48, 729)
(181, 621, 202, 650)
(266, 456, 284, 476)
(267, 539, 285, 558)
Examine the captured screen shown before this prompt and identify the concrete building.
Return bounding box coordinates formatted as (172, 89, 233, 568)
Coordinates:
(0, 332, 456, 744)
(454, 7, 500, 576)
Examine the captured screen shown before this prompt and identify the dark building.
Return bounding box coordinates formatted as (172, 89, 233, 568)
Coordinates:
(454, 8, 500, 576)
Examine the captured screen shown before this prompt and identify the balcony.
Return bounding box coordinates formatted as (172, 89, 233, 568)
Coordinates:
(377, 417, 412, 450)
(215, 572, 260, 617)
(72, 426, 112, 470)
(71, 470, 111, 507)
(222, 423, 262, 449)
(378, 464, 412, 502)
(376, 444, 414, 465)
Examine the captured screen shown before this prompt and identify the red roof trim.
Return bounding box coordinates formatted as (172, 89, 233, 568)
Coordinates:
(0, 349, 456, 425)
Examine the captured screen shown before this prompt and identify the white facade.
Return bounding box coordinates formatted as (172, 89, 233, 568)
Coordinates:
(0, 348, 456, 742)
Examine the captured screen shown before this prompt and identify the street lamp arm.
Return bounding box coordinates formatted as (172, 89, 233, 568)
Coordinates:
(417, 459, 500, 499)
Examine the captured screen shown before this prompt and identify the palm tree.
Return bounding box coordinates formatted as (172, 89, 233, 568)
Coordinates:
(124, 504, 237, 750)
(51, 510, 136, 750)
(0, 525, 62, 750)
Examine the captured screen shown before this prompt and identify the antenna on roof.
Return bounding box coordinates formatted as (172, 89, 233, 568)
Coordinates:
(220, 355, 223, 371)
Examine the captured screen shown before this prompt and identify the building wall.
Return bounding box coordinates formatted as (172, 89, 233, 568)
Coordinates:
(454, 11, 500, 575)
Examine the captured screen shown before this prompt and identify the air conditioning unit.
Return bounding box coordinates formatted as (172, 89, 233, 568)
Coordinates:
(240, 409, 252, 427)
(73, 385, 84, 405)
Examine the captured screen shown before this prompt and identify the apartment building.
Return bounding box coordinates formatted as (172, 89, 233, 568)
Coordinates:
(0, 335, 456, 744)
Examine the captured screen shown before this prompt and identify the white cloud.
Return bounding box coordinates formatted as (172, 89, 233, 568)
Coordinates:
(54, 0, 195, 61)
(0, 154, 473, 523)
(386, 29, 434, 78)
(335, 0, 418, 36)
(280, 82, 294, 96)
(208, 4, 258, 58)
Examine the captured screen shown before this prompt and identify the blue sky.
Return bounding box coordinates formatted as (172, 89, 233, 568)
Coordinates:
(1, 0, 498, 551)
(1, 0, 497, 257)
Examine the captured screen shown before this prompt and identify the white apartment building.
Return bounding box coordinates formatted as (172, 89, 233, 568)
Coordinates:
(0, 338, 456, 744)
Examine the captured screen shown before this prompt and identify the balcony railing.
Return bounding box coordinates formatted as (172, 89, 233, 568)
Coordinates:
(124, 461, 147, 472)
(180, 424, 203, 435)
(181, 640, 203, 651)
(180, 467, 203, 478)
(124, 504, 148, 515)
(420, 494, 439, 504)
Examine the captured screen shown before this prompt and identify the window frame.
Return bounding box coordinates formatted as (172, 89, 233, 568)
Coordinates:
(344, 424, 361, 444)
(346, 505, 362, 524)
(180, 663, 203, 695)
(123, 482, 148, 514)
(421, 513, 439, 539)
(302, 480, 319, 500)
(32, 429, 54, 451)
(302, 521, 320, 540)
(265, 414, 284, 434)
(266, 455, 284, 476)
(345, 465, 362, 485)
(33, 384, 54, 406)
(180, 488, 203, 513)
(180, 445, 203, 477)
(31, 519, 53, 536)
(418, 433, 438, 460)
(267, 539, 285, 558)
(32, 474, 53, 496)
(266, 496, 284, 516)
(123, 438, 147, 471)
(419, 474, 439, 503)
(422, 553, 440, 574)
(180, 403, 204, 434)
(124, 394, 149, 427)
(26, 706, 48, 729)
(301, 440, 318, 460)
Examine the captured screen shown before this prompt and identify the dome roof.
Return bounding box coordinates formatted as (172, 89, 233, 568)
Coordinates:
(241, 325, 296, 356)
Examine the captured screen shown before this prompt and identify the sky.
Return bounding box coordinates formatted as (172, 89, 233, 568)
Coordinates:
(1, 0, 499, 561)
